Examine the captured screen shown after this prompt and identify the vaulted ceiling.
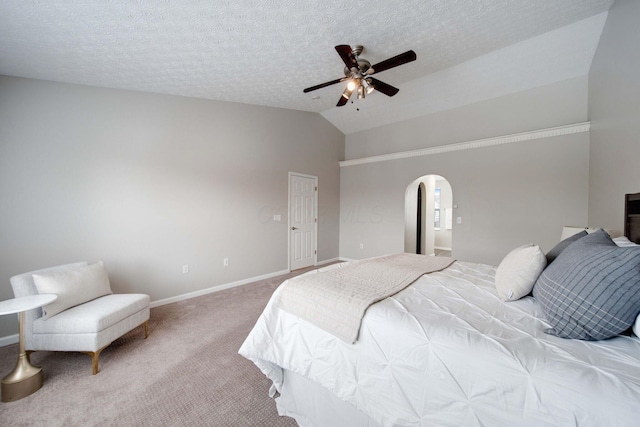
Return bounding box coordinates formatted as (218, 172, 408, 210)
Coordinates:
(0, 0, 615, 134)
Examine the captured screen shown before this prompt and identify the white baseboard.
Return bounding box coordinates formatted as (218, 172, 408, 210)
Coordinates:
(435, 246, 452, 251)
(152, 258, 350, 308)
(150, 268, 290, 308)
(315, 257, 343, 266)
(0, 333, 19, 347)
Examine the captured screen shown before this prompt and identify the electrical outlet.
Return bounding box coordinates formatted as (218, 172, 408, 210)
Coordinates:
(182, 265, 189, 274)
(360, 243, 364, 249)
(223, 258, 229, 267)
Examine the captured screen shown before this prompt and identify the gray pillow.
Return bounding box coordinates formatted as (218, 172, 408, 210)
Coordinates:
(545, 230, 587, 265)
(533, 229, 640, 340)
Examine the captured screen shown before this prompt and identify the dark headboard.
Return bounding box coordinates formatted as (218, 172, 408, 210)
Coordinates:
(624, 193, 640, 244)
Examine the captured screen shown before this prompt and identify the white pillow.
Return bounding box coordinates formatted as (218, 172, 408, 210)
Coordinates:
(495, 244, 546, 302)
(633, 314, 640, 338)
(33, 261, 113, 320)
(613, 236, 639, 247)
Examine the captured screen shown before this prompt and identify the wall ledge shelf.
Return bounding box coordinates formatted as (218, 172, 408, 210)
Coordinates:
(340, 122, 591, 168)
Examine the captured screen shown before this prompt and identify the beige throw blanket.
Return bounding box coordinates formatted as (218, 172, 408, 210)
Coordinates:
(276, 253, 455, 343)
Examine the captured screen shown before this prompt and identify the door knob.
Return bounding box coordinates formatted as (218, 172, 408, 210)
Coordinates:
(291, 226, 298, 230)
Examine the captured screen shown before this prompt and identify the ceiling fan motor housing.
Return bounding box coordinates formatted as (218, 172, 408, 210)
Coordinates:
(344, 59, 372, 78)
(344, 45, 371, 77)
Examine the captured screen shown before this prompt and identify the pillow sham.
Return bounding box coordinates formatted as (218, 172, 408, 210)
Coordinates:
(560, 226, 598, 240)
(613, 236, 640, 247)
(545, 230, 587, 265)
(533, 229, 640, 340)
(495, 244, 546, 301)
(33, 261, 113, 320)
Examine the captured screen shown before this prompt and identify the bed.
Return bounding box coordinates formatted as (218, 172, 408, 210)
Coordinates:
(239, 222, 640, 426)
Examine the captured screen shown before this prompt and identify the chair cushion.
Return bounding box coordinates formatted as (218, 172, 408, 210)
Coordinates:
(10, 262, 88, 299)
(33, 261, 113, 320)
(33, 294, 150, 334)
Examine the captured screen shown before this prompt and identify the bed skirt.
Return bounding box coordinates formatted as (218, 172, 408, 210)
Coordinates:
(277, 369, 381, 427)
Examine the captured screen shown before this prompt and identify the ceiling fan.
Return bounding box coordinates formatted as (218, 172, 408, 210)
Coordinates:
(303, 45, 417, 107)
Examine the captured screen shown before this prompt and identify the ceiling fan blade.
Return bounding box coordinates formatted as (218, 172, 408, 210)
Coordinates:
(337, 86, 353, 106)
(335, 45, 358, 70)
(371, 50, 416, 74)
(303, 77, 345, 93)
(368, 77, 399, 97)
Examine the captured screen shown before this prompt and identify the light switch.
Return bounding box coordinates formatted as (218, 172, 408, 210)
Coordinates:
(456, 217, 462, 224)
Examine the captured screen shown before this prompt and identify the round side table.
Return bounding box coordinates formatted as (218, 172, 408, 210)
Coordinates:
(0, 294, 57, 402)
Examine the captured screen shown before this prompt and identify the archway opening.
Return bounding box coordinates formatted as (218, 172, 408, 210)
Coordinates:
(404, 175, 453, 256)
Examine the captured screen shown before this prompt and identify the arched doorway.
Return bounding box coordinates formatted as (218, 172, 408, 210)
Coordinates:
(404, 175, 453, 256)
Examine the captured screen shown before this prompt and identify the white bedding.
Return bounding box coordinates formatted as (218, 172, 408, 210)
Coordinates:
(239, 261, 640, 426)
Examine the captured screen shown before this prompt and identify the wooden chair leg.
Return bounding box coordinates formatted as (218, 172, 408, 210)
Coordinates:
(91, 350, 101, 375)
(142, 321, 149, 339)
(80, 322, 148, 375)
(83, 345, 108, 375)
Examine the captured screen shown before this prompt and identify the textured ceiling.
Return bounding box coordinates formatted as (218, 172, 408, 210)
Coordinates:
(0, 0, 615, 134)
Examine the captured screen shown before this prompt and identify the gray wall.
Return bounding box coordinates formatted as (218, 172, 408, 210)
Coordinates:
(340, 77, 590, 264)
(588, 0, 640, 234)
(0, 76, 344, 338)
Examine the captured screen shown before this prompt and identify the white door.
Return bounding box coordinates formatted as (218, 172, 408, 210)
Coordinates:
(289, 173, 317, 270)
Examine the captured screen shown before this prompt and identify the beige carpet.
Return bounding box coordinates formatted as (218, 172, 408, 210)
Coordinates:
(0, 265, 330, 426)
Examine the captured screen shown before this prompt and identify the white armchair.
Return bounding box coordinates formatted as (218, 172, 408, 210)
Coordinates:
(10, 261, 150, 375)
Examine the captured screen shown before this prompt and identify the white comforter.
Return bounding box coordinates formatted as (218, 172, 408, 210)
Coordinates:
(239, 261, 640, 427)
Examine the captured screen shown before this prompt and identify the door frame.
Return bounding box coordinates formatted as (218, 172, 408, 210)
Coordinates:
(288, 172, 318, 271)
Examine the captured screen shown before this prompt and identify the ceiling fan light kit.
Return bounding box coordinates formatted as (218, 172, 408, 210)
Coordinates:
(304, 45, 417, 107)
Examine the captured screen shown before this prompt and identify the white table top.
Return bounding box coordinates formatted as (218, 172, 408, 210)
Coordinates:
(0, 294, 57, 316)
